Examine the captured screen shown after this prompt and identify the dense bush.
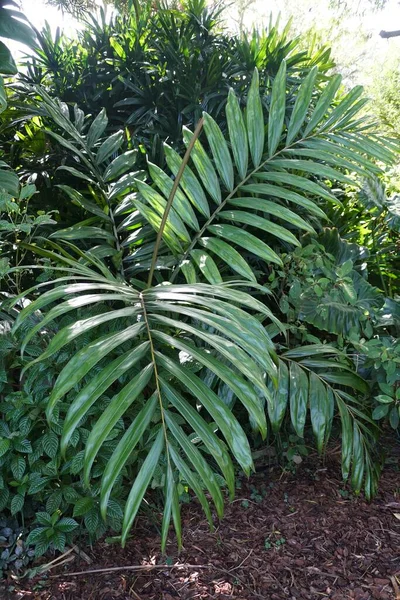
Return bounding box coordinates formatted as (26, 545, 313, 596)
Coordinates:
(0, 0, 399, 571)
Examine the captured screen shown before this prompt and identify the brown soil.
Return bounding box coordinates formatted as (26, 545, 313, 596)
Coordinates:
(6, 457, 400, 600)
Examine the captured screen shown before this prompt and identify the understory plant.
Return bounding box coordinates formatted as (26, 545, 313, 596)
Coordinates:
(2, 58, 398, 553)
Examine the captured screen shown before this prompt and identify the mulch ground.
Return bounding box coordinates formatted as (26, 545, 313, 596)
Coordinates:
(5, 455, 400, 600)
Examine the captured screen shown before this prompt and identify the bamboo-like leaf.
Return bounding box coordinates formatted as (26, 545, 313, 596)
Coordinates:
(104, 150, 137, 181)
(62, 342, 150, 456)
(240, 183, 326, 218)
(289, 362, 308, 438)
(148, 161, 199, 231)
(96, 131, 124, 164)
(203, 113, 234, 191)
(183, 127, 221, 203)
(309, 372, 333, 453)
(156, 354, 253, 475)
(287, 66, 318, 144)
(199, 237, 256, 281)
(161, 380, 235, 497)
(164, 143, 210, 217)
(153, 331, 267, 437)
(226, 88, 248, 179)
(336, 398, 353, 481)
(100, 393, 158, 519)
(267, 360, 289, 433)
(169, 446, 214, 526)
(351, 424, 364, 493)
(165, 411, 224, 517)
(268, 60, 286, 157)
(46, 322, 145, 419)
(253, 171, 339, 205)
(229, 197, 315, 233)
(87, 108, 108, 148)
(84, 364, 153, 484)
(121, 428, 164, 546)
(219, 210, 300, 246)
(208, 223, 283, 265)
(303, 74, 342, 136)
(247, 68, 264, 167)
(191, 250, 222, 283)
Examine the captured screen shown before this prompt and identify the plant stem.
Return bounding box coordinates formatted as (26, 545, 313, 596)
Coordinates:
(147, 117, 204, 288)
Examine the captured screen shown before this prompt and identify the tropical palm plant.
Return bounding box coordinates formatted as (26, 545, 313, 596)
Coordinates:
(10, 62, 396, 548)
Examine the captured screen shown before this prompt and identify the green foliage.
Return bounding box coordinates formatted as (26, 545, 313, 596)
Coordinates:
(0, 0, 398, 566)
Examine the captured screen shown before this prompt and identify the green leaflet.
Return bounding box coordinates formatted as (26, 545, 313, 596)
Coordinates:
(309, 372, 334, 454)
(164, 411, 225, 518)
(46, 322, 145, 420)
(62, 342, 150, 456)
(267, 360, 289, 433)
(87, 108, 108, 148)
(226, 88, 248, 179)
(199, 236, 256, 281)
(207, 224, 283, 266)
(121, 428, 164, 546)
(303, 74, 342, 136)
(268, 60, 287, 157)
(203, 113, 234, 191)
(219, 210, 300, 246)
(161, 380, 235, 497)
(153, 330, 267, 437)
(164, 143, 210, 217)
(104, 150, 138, 181)
(247, 69, 265, 167)
(156, 353, 253, 475)
(183, 127, 221, 203)
(286, 66, 318, 145)
(190, 250, 222, 283)
(289, 362, 308, 438)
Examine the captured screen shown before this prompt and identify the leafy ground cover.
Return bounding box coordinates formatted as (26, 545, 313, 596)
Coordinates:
(4, 447, 400, 600)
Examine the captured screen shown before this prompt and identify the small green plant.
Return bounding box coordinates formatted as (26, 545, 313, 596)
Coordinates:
(26, 512, 78, 556)
(264, 533, 286, 550)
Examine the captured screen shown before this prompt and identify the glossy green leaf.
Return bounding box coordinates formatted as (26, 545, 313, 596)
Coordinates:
(156, 354, 253, 475)
(303, 74, 342, 136)
(199, 236, 256, 281)
(336, 398, 353, 481)
(121, 428, 164, 546)
(148, 161, 199, 231)
(84, 364, 154, 485)
(208, 223, 282, 265)
(219, 210, 300, 246)
(165, 411, 224, 517)
(161, 380, 234, 497)
(164, 143, 210, 217)
(247, 69, 264, 167)
(240, 183, 327, 218)
(183, 126, 221, 204)
(46, 322, 145, 419)
(267, 360, 288, 433)
(309, 372, 334, 453)
(289, 362, 308, 438)
(351, 423, 364, 493)
(203, 113, 234, 191)
(228, 197, 315, 233)
(287, 66, 318, 144)
(100, 392, 158, 519)
(190, 250, 222, 284)
(226, 88, 248, 179)
(0, 41, 17, 75)
(104, 150, 137, 181)
(96, 131, 124, 165)
(62, 342, 150, 456)
(268, 60, 286, 157)
(87, 108, 108, 148)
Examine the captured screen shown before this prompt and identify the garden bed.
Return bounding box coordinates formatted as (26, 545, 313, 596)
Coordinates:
(7, 454, 400, 600)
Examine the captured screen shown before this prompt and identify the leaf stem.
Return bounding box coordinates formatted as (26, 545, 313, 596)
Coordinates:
(147, 117, 204, 288)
